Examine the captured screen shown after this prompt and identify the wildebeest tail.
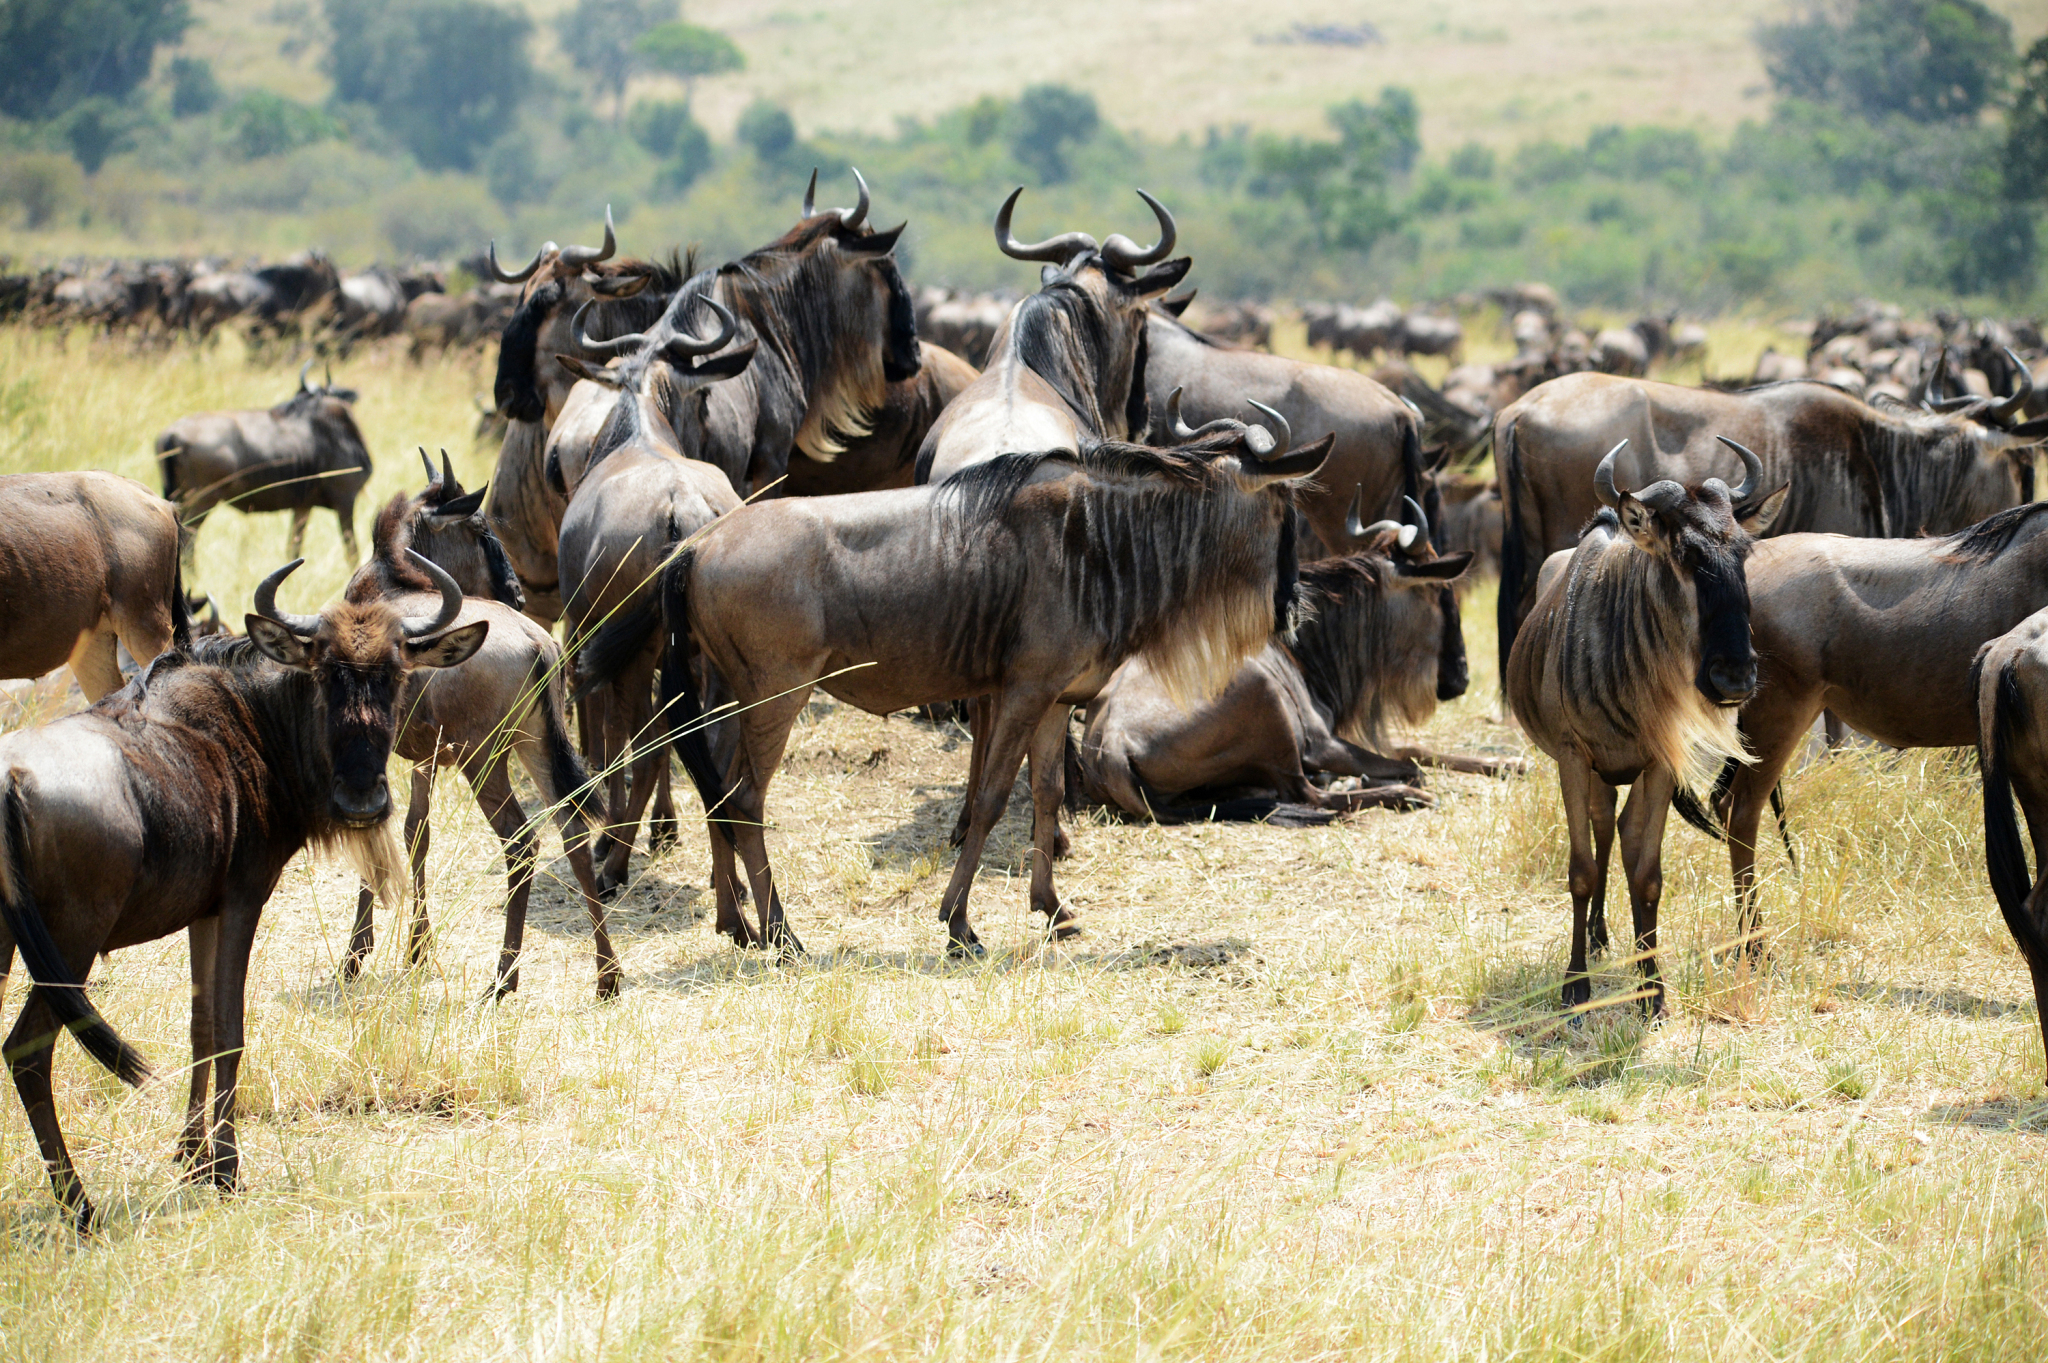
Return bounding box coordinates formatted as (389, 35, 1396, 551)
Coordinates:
(170, 562, 194, 649)
(156, 433, 180, 502)
(656, 547, 736, 849)
(531, 654, 604, 830)
(1495, 418, 1525, 684)
(1981, 654, 2045, 971)
(566, 593, 660, 707)
(0, 773, 152, 1086)
(1670, 756, 1795, 867)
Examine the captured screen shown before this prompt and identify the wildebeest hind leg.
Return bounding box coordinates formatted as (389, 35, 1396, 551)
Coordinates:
(1557, 756, 1600, 1012)
(729, 691, 813, 955)
(1726, 693, 1819, 960)
(648, 761, 679, 852)
(178, 916, 220, 1170)
(402, 764, 433, 967)
(950, 696, 992, 849)
(1025, 706, 1078, 939)
(336, 509, 360, 567)
(285, 506, 310, 562)
(1618, 768, 1674, 1016)
(465, 758, 542, 999)
(1588, 782, 1618, 955)
(343, 887, 375, 983)
(7, 991, 95, 1231)
(939, 694, 1047, 957)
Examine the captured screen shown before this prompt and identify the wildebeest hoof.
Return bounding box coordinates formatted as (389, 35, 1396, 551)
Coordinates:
(1560, 977, 1592, 1012)
(946, 937, 987, 960)
(594, 874, 625, 901)
(595, 971, 622, 1000)
(648, 819, 680, 853)
(71, 1201, 101, 1238)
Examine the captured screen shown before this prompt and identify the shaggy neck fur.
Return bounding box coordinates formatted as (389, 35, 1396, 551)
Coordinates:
(1287, 556, 1443, 748)
(1008, 275, 1145, 443)
(352, 491, 521, 607)
(257, 395, 371, 502)
(493, 252, 689, 422)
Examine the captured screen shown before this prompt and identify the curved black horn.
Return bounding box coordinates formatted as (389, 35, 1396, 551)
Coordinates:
(819, 167, 871, 229)
(1714, 435, 1763, 502)
(993, 187, 1098, 264)
(1990, 347, 2034, 423)
(1927, 346, 1952, 403)
(486, 239, 549, 283)
(571, 298, 649, 357)
(252, 559, 321, 637)
(1099, 189, 1177, 272)
(802, 168, 818, 218)
(1594, 439, 1628, 509)
(400, 551, 464, 639)
(1403, 494, 1432, 550)
(297, 360, 312, 393)
(440, 449, 459, 493)
(558, 207, 617, 269)
(1246, 399, 1291, 454)
(666, 296, 739, 359)
(419, 447, 439, 487)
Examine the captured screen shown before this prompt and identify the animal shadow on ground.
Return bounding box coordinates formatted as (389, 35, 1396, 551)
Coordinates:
(1922, 1097, 2048, 1133)
(637, 936, 1264, 993)
(1844, 981, 2027, 1019)
(1466, 953, 1657, 1086)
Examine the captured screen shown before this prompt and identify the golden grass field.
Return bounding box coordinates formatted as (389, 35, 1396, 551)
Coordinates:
(0, 321, 2045, 1359)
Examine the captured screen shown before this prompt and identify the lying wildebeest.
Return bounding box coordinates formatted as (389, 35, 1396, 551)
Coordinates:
(157, 361, 374, 573)
(0, 555, 485, 1231)
(1506, 438, 1785, 1013)
(1495, 367, 2041, 678)
(655, 419, 1331, 955)
(1975, 607, 2048, 1081)
(0, 471, 183, 700)
(551, 297, 755, 894)
(337, 453, 616, 999)
(1146, 299, 1431, 555)
(1690, 499, 2048, 943)
(1079, 493, 1472, 823)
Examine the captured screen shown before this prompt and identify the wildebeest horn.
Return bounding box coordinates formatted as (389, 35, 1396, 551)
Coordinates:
(571, 298, 646, 357)
(440, 449, 460, 493)
(1247, 400, 1291, 454)
(559, 207, 617, 269)
(1166, 387, 1256, 444)
(401, 551, 464, 639)
(1713, 435, 1764, 502)
(665, 296, 739, 359)
(419, 447, 439, 487)
(323, 363, 333, 391)
(1347, 485, 1405, 544)
(802, 167, 870, 229)
(486, 239, 551, 283)
(297, 360, 313, 393)
(1927, 346, 1952, 402)
(1593, 439, 1628, 509)
(993, 187, 1098, 264)
(1167, 386, 1197, 440)
(252, 558, 321, 637)
(1990, 347, 2034, 423)
(1099, 189, 1176, 272)
(1403, 495, 1432, 549)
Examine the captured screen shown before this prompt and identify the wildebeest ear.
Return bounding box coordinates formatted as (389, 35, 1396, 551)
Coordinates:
(589, 274, 651, 298)
(557, 354, 623, 386)
(1737, 483, 1790, 536)
(842, 222, 906, 255)
(245, 616, 313, 667)
(1399, 551, 1473, 581)
(1160, 290, 1196, 318)
(1127, 257, 1193, 299)
(686, 341, 757, 383)
(434, 485, 488, 518)
(404, 620, 489, 670)
(1617, 496, 1664, 552)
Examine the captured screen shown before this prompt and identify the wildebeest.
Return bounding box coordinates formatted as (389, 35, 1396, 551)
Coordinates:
(1691, 502, 2048, 943)
(1145, 302, 1431, 555)
(184, 252, 339, 337)
(1495, 370, 2040, 677)
(1079, 494, 1472, 824)
(1974, 607, 2048, 1080)
(0, 472, 184, 700)
(653, 419, 1332, 956)
(917, 187, 1188, 485)
(551, 296, 756, 893)
(338, 453, 616, 998)
(779, 341, 980, 496)
(1434, 473, 1504, 580)
(0, 555, 485, 1231)
(1506, 438, 1786, 1013)
(157, 362, 374, 573)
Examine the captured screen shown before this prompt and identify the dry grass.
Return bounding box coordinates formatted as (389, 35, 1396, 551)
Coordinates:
(1, 328, 2046, 1359)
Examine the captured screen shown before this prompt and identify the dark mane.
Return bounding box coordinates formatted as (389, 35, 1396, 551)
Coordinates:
(1287, 555, 1401, 745)
(1009, 280, 1119, 438)
(492, 250, 692, 422)
(346, 493, 436, 603)
(492, 280, 564, 421)
(1937, 502, 2048, 563)
(936, 437, 1228, 524)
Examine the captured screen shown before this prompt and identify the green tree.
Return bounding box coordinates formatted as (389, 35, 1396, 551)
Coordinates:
(633, 21, 742, 102)
(556, 0, 678, 123)
(324, 0, 533, 171)
(1249, 87, 1416, 252)
(225, 91, 339, 161)
(167, 55, 220, 118)
(1008, 84, 1098, 184)
(0, 0, 191, 122)
(737, 98, 797, 163)
(2006, 38, 2048, 201)
(1756, 0, 2015, 124)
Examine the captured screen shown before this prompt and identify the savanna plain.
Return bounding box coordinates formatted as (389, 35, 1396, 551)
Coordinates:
(0, 321, 2044, 1360)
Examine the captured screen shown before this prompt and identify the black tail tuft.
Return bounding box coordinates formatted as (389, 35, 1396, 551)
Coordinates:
(170, 562, 194, 650)
(655, 547, 736, 849)
(1495, 418, 1525, 687)
(1982, 655, 2045, 971)
(566, 593, 660, 708)
(533, 656, 605, 829)
(0, 776, 151, 1086)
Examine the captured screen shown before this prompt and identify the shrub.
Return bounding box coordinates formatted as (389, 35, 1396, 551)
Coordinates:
(0, 152, 85, 228)
(379, 176, 501, 259)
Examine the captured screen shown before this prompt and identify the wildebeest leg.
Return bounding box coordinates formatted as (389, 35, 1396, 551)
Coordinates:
(1025, 706, 1079, 940)
(7, 989, 94, 1230)
(1393, 745, 1529, 778)
(464, 757, 537, 1000)
(728, 689, 814, 954)
(1304, 735, 1434, 808)
(517, 754, 626, 997)
(65, 625, 125, 703)
(1617, 768, 1674, 1016)
(1725, 692, 1821, 959)
(178, 915, 219, 1170)
(939, 693, 1049, 957)
(1557, 755, 1600, 1011)
(285, 506, 311, 562)
(201, 903, 262, 1193)
(402, 763, 433, 968)
(343, 885, 375, 983)
(597, 684, 635, 894)
(336, 509, 360, 567)
(1823, 710, 1846, 750)
(599, 654, 664, 892)
(649, 762, 679, 852)
(1587, 782, 1618, 956)
(950, 695, 991, 849)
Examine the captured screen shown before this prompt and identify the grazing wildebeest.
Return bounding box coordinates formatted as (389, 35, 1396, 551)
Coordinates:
(1145, 302, 1430, 555)
(0, 555, 485, 1231)
(1690, 499, 2048, 945)
(551, 296, 756, 893)
(654, 420, 1332, 956)
(1974, 607, 2048, 1080)
(1079, 494, 1474, 823)
(1495, 368, 2039, 678)
(338, 453, 616, 998)
(1506, 438, 1786, 1013)
(157, 362, 374, 573)
(0, 472, 183, 700)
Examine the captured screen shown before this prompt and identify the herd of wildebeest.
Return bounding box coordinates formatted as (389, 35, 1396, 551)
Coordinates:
(3, 170, 2048, 1233)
